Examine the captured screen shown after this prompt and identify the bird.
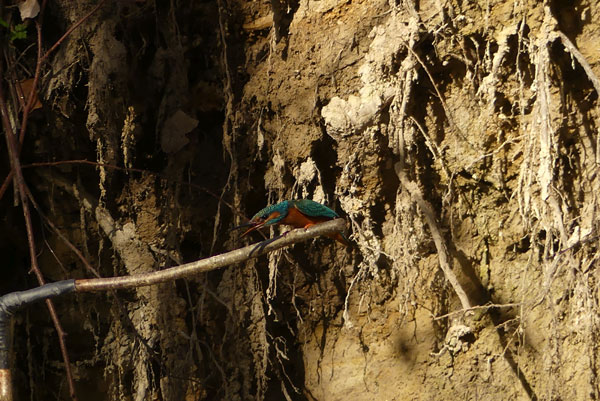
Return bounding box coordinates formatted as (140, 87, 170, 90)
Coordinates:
(233, 199, 350, 246)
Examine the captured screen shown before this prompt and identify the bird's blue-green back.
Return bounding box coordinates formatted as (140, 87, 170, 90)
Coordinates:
(291, 199, 339, 218)
(251, 200, 290, 223)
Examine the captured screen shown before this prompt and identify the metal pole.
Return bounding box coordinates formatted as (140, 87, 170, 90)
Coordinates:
(0, 280, 76, 401)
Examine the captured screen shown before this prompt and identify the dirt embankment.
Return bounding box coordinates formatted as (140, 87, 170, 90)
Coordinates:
(4, 0, 600, 399)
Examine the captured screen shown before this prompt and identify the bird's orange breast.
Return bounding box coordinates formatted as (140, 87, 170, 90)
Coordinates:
(280, 206, 331, 229)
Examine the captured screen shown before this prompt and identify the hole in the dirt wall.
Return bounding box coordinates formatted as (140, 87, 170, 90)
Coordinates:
(381, 162, 399, 210)
(549, 0, 583, 37)
(550, 41, 598, 105)
(180, 233, 204, 262)
(443, 57, 466, 86)
(461, 32, 492, 86)
(507, 235, 530, 255)
(244, 163, 270, 217)
(70, 65, 91, 110)
(417, 141, 443, 206)
(419, 38, 468, 89)
(310, 134, 339, 198)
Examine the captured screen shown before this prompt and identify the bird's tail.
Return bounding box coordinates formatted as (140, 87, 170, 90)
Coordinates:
(327, 231, 352, 248)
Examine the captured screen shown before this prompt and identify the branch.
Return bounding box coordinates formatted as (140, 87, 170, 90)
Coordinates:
(433, 302, 521, 320)
(0, 216, 345, 399)
(75, 219, 347, 292)
(39, 0, 110, 64)
(552, 31, 600, 96)
(395, 164, 472, 312)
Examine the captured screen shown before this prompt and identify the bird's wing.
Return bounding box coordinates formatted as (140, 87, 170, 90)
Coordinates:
(292, 199, 339, 218)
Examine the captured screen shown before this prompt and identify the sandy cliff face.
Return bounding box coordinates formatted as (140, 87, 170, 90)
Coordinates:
(5, 0, 600, 399)
(230, 1, 600, 399)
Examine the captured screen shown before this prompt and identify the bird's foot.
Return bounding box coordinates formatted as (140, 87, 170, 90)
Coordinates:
(250, 234, 284, 256)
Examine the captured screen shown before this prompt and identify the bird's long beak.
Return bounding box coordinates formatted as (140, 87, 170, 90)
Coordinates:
(232, 221, 266, 237)
(231, 222, 255, 231)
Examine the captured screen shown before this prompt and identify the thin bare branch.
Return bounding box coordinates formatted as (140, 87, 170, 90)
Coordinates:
(553, 31, 600, 96)
(395, 164, 473, 312)
(433, 302, 522, 320)
(40, 0, 110, 64)
(24, 159, 242, 218)
(75, 219, 347, 292)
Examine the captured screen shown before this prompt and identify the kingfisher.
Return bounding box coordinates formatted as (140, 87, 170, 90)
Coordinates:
(234, 199, 350, 246)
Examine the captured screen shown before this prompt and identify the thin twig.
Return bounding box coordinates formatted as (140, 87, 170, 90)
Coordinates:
(22, 159, 241, 217)
(17, 21, 43, 148)
(0, 170, 13, 200)
(40, 0, 110, 64)
(433, 302, 521, 320)
(24, 185, 101, 278)
(402, 40, 466, 142)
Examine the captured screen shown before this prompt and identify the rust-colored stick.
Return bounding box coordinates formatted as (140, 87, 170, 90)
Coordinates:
(17, 22, 43, 148)
(0, 369, 12, 401)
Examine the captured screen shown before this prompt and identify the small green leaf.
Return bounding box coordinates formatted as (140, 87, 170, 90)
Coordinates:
(10, 24, 27, 41)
